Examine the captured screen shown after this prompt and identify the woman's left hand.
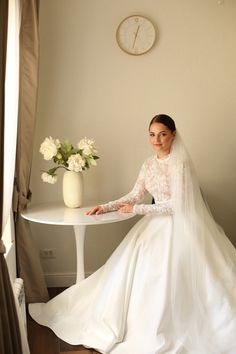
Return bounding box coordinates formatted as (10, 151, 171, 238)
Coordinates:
(118, 204, 134, 213)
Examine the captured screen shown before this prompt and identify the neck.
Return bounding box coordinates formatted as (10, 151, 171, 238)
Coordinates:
(157, 150, 170, 159)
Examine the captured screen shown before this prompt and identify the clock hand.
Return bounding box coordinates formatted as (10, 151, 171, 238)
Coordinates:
(132, 24, 140, 48)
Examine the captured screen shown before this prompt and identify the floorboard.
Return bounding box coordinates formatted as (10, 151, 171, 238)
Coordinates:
(27, 288, 101, 354)
(27, 316, 60, 354)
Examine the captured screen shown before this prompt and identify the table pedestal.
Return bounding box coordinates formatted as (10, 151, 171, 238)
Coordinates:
(73, 225, 86, 282)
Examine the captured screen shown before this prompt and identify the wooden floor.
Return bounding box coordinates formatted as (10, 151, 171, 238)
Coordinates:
(27, 288, 101, 354)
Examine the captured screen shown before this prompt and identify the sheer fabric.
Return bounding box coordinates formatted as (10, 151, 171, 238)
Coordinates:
(168, 134, 236, 352)
(29, 132, 236, 354)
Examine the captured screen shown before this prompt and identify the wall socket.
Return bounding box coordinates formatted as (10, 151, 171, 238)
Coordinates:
(40, 248, 56, 259)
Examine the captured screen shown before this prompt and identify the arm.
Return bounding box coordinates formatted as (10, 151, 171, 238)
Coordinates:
(100, 162, 147, 213)
(133, 200, 173, 215)
(87, 157, 174, 216)
(133, 160, 188, 216)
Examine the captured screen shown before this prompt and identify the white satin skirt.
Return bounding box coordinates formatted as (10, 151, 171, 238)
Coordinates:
(29, 214, 236, 354)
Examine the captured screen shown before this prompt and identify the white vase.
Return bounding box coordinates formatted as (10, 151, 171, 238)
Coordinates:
(63, 171, 83, 208)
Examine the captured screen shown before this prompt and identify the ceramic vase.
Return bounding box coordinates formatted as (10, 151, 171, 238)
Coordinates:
(63, 171, 83, 208)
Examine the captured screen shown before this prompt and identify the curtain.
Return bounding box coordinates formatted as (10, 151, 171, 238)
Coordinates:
(0, 1, 23, 353)
(3, 0, 20, 229)
(13, 0, 49, 303)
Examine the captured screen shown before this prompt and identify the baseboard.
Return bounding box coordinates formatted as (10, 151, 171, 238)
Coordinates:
(44, 271, 93, 287)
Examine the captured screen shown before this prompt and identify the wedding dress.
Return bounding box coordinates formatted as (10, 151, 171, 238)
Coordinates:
(29, 134, 236, 354)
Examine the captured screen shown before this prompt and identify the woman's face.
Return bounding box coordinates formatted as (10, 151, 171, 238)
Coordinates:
(149, 122, 176, 157)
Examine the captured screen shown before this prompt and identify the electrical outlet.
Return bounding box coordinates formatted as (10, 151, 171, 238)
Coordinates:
(40, 248, 56, 259)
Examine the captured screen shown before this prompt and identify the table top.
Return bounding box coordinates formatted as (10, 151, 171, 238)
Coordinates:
(21, 201, 135, 226)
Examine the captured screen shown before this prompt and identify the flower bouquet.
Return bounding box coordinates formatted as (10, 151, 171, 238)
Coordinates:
(39, 136, 99, 184)
(39, 136, 99, 207)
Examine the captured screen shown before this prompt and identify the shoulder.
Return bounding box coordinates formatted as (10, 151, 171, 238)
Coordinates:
(141, 155, 156, 169)
(145, 155, 156, 164)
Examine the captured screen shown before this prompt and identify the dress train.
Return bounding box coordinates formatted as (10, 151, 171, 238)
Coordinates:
(29, 214, 236, 354)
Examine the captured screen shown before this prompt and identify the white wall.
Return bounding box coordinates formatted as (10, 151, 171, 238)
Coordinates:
(30, 0, 236, 286)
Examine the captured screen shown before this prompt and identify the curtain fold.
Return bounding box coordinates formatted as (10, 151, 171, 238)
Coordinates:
(14, 0, 49, 303)
(0, 1, 23, 353)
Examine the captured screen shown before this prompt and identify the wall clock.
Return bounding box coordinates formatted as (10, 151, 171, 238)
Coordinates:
(116, 15, 156, 56)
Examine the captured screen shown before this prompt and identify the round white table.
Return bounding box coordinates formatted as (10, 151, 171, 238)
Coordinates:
(21, 201, 135, 283)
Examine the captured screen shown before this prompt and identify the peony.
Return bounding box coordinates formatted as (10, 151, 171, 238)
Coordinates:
(41, 172, 57, 184)
(67, 153, 85, 172)
(39, 136, 61, 160)
(78, 137, 97, 156)
(40, 136, 99, 184)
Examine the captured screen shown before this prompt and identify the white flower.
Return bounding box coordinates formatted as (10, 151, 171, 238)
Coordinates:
(39, 136, 99, 185)
(41, 172, 57, 184)
(39, 136, 61, 160)
(77, 137, 97, 156)
(67, 153, 85, 172)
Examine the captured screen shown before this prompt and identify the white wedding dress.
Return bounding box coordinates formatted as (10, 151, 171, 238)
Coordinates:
(29, 145, 236, 354)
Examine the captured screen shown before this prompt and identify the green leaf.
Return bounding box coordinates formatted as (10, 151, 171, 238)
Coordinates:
(48, 167, 58, 175)
(61, 140, 73, 154)
(71, 148, 79, 154)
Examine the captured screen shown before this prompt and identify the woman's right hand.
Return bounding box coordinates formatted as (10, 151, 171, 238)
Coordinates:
(86, 205, 104, 215)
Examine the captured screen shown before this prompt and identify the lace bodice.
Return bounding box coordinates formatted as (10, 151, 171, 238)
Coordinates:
(101, 155, 173, 215)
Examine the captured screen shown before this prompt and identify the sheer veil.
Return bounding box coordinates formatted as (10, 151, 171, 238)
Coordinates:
(168, 132, 236, 353)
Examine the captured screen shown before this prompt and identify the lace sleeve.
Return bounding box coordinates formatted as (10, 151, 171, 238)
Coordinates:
(100, 162, 147, 213)
(133, 200, 173, 215)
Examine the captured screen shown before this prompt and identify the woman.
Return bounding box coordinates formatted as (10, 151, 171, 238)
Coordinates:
(86, 114, 176, 216)
(29, 115, 236, 354)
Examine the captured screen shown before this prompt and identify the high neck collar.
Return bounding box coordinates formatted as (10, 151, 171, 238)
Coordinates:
(156, 154, 170, 162)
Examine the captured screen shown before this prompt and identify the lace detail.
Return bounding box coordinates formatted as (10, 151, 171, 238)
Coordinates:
(101, 156, 173, 215)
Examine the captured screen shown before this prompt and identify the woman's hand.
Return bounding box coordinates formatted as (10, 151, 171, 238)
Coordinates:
(118, 204, 134, 213)
(86, 206, 104, 215)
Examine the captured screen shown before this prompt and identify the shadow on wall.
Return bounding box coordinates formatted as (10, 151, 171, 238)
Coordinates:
(203, 178, 236, 246)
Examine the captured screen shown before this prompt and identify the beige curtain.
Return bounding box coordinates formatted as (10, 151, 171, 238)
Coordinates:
(0, 1, 23, 353)
(13, 0, 49, 303)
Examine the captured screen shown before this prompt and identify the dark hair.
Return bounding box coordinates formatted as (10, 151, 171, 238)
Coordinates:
(149, 114, 176, 132)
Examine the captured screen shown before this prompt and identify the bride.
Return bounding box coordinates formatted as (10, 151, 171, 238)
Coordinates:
(29, 114, 236, 354)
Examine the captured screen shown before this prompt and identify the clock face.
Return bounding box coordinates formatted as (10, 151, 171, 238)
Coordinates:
(116, 15, 156, 55)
